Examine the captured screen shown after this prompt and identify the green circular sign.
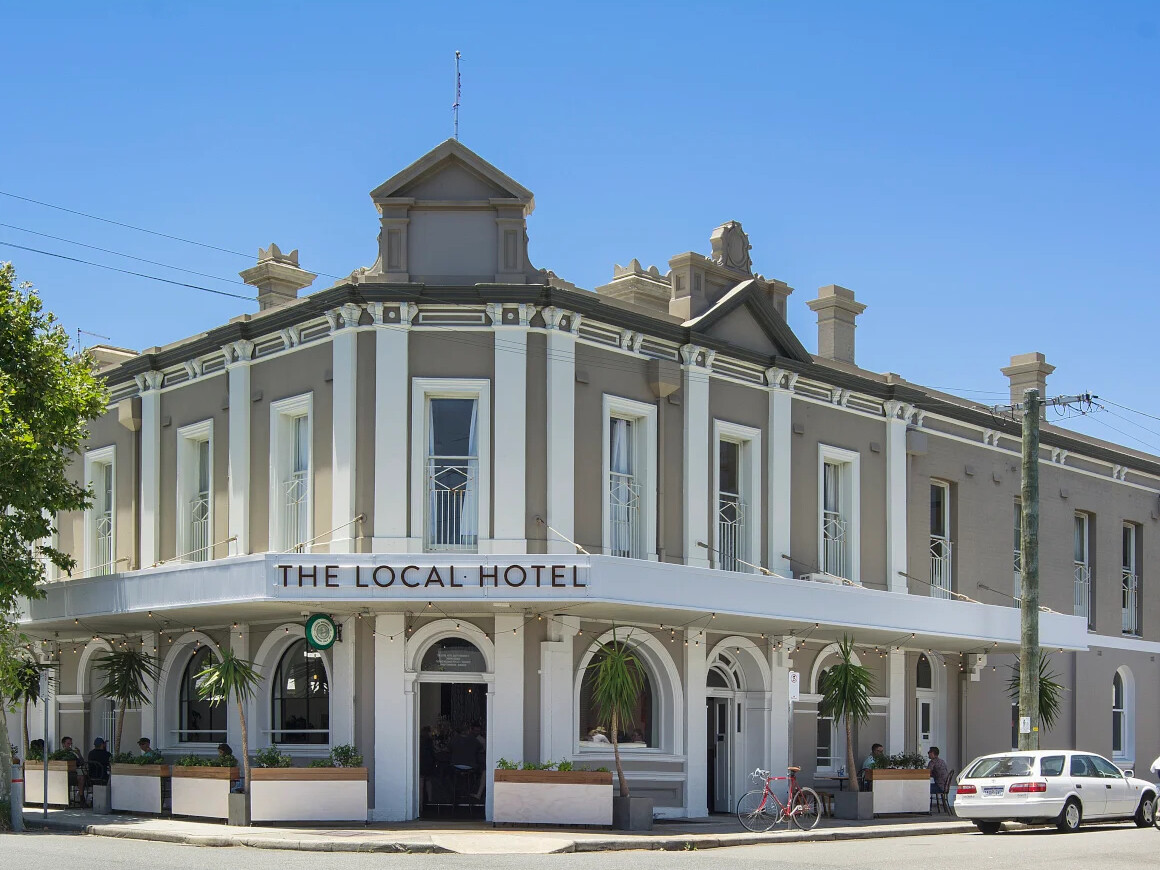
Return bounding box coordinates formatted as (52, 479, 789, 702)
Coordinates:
(305, 614, 337, 650)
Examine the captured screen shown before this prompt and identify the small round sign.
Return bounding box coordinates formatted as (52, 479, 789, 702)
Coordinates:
(305, 614, 337, 650)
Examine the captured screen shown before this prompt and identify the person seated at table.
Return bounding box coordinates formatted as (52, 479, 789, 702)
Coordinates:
(88, 737, 111, 785)
(137, 736, 153, 754)
(60, 736, 87, 806)
(586, 726, 610, 744)
(860, 743, 884, 790)
(927, 746, 950, 795)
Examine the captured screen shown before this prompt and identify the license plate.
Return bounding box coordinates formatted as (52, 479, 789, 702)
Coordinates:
(983, 786, 1005, 796)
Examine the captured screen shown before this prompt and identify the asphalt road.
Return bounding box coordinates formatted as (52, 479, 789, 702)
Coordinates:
(2, 824, 1155, 869)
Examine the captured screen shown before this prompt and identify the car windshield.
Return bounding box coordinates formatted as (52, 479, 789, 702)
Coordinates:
(966, 756, 1034, 778)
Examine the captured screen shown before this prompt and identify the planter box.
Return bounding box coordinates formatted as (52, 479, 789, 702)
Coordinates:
(869, 768, 931, 814)
(172, 766, 239, 820)
(250, 767, 368, 823)
(110, 764, 170, 814)
(24, 761, 73, 807)
(493, 769, 614, 826)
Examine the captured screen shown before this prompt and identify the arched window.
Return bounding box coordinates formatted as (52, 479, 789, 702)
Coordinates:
(1112, 671, 1126, 759)
(578, 643, 655, 748)
(707, 668, 730, 689)
(272, 640, 330, 745)
(815, 663, 839, 770)
(179, 647, 226, 743)
(421, 637, 486, 673)
(916, 654, 933, 690)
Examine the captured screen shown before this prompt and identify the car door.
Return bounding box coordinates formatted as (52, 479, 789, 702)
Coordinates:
(1090, 755, 1136, 816)
(1069, 754, 1107, 818)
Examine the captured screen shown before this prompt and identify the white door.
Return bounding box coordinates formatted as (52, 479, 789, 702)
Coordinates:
(1091, 755, 1136, 815)
(1069, 754, 1107, 818)
(916, 697, 934, 754)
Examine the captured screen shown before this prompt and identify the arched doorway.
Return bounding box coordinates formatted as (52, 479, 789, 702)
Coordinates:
(916, 654, 935, 755)
(705, 638, 770, 815)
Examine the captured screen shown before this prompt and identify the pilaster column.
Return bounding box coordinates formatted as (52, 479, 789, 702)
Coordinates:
(135, 371, 163, 567)
(227, 623, 248, 751)
(329, 304, 362, 553)
(543, 307, 579, 554)
(373, 613, 407, 821)
(682, 345, 711, 567)
(371, 303, 414, 552)
(331, 615, 356, 746)
(493, 614, 525, 765)
(884, 401, 910, 593)
(488, 304, 529, 553)
(539, 615, 578, 762)
(768, 637, 797, 776)
(684, 628, 708, 817)
(224, 341, 254, 555)
(139, 632, 157, 743)
(888, 649, 906, 753)
(766, 368, 797, 576)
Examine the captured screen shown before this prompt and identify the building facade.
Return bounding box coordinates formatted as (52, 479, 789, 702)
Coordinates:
(12, 140, 1159, 821)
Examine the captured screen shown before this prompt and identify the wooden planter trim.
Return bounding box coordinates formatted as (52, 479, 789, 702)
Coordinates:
(25, 760, 76, 772)
(251, 767, 368, 781)
(172, 766, 238, 779)
(869, 768, 931, 780)
(494, 770, 613, 786)
(110, 763, 171, 777)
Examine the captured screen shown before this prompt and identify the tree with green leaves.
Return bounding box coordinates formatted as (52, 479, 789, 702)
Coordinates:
(94, 647, 160, 754)
(1007, 654, 1065, 733)
(0, 261, 109, 830)
(818, 636, 875, 793)
(195, 650, 261, 796)
(585, 627, 646, 798)
(12, 656, 44, 757)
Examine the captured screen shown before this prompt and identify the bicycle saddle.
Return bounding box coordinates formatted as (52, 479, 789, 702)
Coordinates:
(787, 766, 801, 772)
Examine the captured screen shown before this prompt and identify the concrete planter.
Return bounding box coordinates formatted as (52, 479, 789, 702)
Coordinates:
(250, 767, 368, 823)
(833, 790, 875, 819)
(869, 768, 931, 814)
(24, 760, 73, 807)
(493, 769, 614, 826)
(612, 795, 654, 830)
(172, 766, 239, 820)
(110, 764, 170, 814)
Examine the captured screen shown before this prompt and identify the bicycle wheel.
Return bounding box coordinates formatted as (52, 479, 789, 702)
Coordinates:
(736, 789, 780, 832)
(790, 787, 822, 830)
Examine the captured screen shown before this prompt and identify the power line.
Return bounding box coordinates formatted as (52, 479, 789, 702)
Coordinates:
(0, 241, 257, 302)
(1099, 397, 1160, 426)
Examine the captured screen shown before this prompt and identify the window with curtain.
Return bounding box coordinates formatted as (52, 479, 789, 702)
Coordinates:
(608, 417, 641, 558)
(426, 397, 478, 551)
(1112, 672, 1125, 758)
(821, 461, 847, 578)
(272, 639, 330, 745)
(179, 646, 226, 743)
(578, 642, 654, 747)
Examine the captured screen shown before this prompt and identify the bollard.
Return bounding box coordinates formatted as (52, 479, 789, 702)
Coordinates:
(11, 773, 25, 832)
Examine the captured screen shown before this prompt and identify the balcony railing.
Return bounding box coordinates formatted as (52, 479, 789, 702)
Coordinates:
(717, 493, 746, 572)
(1073, 563, 1091, 623)
(94, 511, 113, 576)
(188, 492, 210, 561)
(1122, 570, 1139, 635)
(425, 456, 478, 552)
(930, 537, 953, 599)
(821, 510, 847, 578)
(609, 470, 642, 558)
(1013, 550, 1022, 604)
(282, 470, 310, 552)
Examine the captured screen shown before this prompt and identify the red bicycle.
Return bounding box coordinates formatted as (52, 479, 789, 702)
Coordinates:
(736, 766, 822, 832)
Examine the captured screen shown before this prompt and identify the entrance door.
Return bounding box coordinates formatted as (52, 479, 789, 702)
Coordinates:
(916, 698, 934, 755)
(418, 682, 487, 819)
(706, 698, 731, 813)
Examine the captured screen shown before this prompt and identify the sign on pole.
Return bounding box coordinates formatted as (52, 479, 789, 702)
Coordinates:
(788, 670, 801, 702)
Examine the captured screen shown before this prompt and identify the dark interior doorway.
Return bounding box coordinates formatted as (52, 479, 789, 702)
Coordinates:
(418, 682, 487, 819)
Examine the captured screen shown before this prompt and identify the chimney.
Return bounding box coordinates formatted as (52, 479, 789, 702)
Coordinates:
(240, 244, 317, 310)
(806, 284, 866, 365)
(1001, 352, 1055, 413)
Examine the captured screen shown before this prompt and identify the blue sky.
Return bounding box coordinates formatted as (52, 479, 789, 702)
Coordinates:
(3, 2, 1158, 449)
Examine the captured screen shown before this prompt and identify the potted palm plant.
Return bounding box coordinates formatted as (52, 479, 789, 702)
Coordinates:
(96, 647, 165, 813)
(587, 627, 652, 830)
(194, 649, 260, 826)
(818, 636, 875, 819)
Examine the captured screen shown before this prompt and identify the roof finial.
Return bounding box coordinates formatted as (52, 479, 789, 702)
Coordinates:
(453, 51, 462, 141)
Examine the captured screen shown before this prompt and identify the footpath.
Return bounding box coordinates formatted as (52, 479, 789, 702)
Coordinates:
(22, 808, 973, 854)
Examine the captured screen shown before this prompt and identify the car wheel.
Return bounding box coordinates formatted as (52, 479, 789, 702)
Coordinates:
(1154, 795, 1160, 831)
(1136, 793, 1156, 828)
(1056, 798, 1082, 833)
(974, 821, 1002, 834)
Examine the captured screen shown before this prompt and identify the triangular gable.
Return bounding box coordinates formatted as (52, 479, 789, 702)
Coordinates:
(371, 139, 535, 209)
(684, 279, 812, 362)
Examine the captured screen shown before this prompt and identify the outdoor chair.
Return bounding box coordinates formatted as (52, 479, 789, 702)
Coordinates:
(930, 768, 954, 814)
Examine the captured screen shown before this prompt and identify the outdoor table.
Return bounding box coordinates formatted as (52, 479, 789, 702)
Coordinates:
(815, 774, 849, 791)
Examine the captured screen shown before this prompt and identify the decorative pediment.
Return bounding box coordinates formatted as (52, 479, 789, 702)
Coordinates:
(684, 279, 811, 362)
(370, 139, 535, 212)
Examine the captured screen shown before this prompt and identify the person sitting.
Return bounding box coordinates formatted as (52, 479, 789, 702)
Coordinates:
(60, 736, 87, 806)
(137, 737, 153, 754)
(586, 726, 610, 744)
(927, 746, 950, 795)
(28, 738, 45, 759)
(217, 742, 234, 759)
(629, 729, 646, 746)
(860, 743, 885, 790)
(88, 737, 112, 785)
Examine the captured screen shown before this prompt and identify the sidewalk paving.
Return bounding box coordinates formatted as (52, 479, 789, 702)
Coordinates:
(22, 808, 974, 854)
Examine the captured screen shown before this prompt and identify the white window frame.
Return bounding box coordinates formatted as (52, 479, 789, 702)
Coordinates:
(1112, 667, 1134, 763)
(269, 393, 314, 553)
(712, 420, 762, 572)
(601, 394, 658, 561)
(1013, 500, 1022, 604)
(929, 480, 952, 599)
(176, 419, 214, 562)
(84, 445, 116, 576)
(817, 444, 861, 582)
(1074, 511, 1091, 624)
(1122, 522, 1139, 636)
(410, 378, 491, 553)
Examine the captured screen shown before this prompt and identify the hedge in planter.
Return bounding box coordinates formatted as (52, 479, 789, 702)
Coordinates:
(109, 752, 170, 814)
(868, 753, 931, 814)
(24, 751, 74, 807)
(171, 755, 240, 820)
(493, 760, 614, 826)
(251, 744, 368, 823)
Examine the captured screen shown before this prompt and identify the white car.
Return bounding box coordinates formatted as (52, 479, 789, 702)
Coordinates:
(953, 750, 1157, 833)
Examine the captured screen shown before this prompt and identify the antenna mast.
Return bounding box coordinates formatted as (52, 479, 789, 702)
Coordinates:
(453, 51, 462, 141)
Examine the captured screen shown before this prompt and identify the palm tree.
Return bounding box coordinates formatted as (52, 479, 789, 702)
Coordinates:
(12, 658, 44, 758)
(818, 636, 874, 793)
(586, 627, 646, 798)
(195, 649, 261, 795)
(93, 647, 159, 755)
(1007, 654, 1065, 732)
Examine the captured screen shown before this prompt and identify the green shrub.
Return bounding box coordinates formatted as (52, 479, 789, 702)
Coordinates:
(307, 758, 332, 768)
(175, 754, 211, 767)
(329, 744, 363, 768)
(110, 752, 134, 764)
(496, 758, 518, 770)
(47, 749, 74, 761)
(26, 745, 44, 762)
(871, 752, 927, 770)
(210, 754, 238, 768)
(253, 746, 293, 768)
(556, 760, 574, 772)
(138, 750, 165, 765)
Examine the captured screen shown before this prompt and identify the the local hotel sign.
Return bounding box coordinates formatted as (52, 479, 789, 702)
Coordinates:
(275, 562, 589, 592)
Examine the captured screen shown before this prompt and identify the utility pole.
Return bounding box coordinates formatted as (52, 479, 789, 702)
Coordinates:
(992, 390, 1091, 750)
